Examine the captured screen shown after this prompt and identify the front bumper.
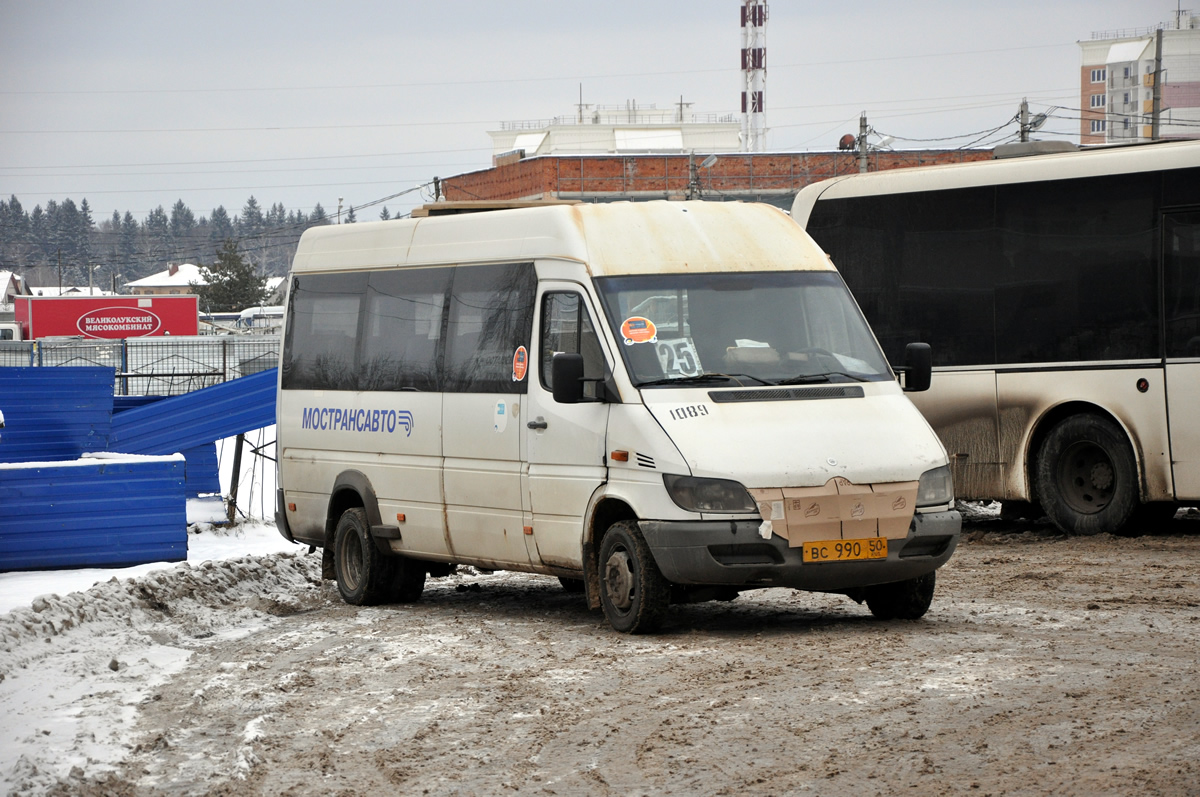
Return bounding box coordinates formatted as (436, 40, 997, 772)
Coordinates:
(640, 510, 960, 592)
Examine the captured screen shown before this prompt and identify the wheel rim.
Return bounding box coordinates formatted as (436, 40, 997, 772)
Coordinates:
(1055, 440, 1115, 515)
(603, 548, 635, 611)
(339, 531, 364, 591)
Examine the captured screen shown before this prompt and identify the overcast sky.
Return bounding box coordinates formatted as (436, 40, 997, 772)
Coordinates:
(0, 0, 1168, 223)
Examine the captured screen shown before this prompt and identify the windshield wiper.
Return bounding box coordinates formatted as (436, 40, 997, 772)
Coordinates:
(776, 371, 870, 385)
(636, 372, 772, 388)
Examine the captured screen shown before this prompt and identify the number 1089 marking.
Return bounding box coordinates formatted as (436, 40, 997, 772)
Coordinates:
(668, 405, 709, 421)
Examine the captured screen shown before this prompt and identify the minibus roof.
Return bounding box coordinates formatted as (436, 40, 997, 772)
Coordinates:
(290, 200, 833, 276)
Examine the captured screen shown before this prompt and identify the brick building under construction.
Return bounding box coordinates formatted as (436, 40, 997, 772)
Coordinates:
(440, 149, 992, 210)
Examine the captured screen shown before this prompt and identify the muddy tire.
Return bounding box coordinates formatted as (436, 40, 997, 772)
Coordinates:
(333, 507, 395, 606)
(1036, 415, 1138, 536)
(598, 521, 670, 634)
(865, 572, 936, 620)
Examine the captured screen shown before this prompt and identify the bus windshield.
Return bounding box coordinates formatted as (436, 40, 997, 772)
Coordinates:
(594, 270, 892, 387)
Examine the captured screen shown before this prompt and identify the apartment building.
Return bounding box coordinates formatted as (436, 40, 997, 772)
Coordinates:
(1079, 13, 1200, 144)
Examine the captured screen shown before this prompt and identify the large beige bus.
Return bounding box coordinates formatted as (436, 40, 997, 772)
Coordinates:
(791, 140, 1200, 535)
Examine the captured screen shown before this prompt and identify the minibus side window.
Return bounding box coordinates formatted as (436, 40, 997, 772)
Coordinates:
(540, 292, 605, 399)
(443, 263, 537, 393)
(360, 268, 451, 391)
(282, 272, 367, 390)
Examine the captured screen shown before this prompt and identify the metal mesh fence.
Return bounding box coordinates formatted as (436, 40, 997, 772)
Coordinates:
(0, 337, 279, 396)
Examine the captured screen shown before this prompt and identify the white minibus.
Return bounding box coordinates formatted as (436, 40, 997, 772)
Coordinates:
(275, 200, 961, 633)
(791, 141, 1200, 536)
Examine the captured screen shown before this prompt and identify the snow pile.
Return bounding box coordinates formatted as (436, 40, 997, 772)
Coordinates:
(0, 523, 321, 794)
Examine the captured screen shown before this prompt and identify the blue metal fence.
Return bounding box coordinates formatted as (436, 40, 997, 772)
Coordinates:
(107, 368, 277, 454)
(0, 455, 188, 570)
(0, 367, 114, 463)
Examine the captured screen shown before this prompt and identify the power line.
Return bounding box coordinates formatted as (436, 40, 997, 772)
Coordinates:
(0, 41, 1076, 98)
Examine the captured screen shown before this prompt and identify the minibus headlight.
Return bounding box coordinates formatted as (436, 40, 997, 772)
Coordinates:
(917, 465, 955, 507)
(663, 475, 757, 513)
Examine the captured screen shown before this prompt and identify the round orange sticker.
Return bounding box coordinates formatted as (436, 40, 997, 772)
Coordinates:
(512, 346, 528, 381)
(620, 316, 657, 345)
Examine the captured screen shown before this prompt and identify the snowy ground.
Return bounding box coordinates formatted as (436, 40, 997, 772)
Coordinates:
(3, 441, 1198, 796)
(0, 428, 294, 793)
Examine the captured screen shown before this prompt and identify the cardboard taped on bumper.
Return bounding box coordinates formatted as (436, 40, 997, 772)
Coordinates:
(750, 478, 918, 547)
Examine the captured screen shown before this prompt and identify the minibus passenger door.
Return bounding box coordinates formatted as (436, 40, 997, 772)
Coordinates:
(1164, 210, 1200, 498)
(523, 287, 612, 569)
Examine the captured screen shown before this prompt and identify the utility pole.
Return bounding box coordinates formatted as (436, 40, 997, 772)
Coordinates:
(1019, 98, 1030, 142)
(337, 196, 343, 224)
(857, 112, 869, 174)
(1151, 27, 1164, 141)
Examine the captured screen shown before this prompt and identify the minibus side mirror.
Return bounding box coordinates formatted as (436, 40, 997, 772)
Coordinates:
(552, 353, 586, 404)
(899, 342, 932, 392)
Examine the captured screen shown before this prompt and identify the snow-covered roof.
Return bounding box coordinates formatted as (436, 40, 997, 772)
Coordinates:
(125, 263, 205, 288)
(29, 286, 113, 297)
(1, 271, 29, 300)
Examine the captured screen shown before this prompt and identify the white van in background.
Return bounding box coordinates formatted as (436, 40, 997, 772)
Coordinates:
(274, 200, 961, 633)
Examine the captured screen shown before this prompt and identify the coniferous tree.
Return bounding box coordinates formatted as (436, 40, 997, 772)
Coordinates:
(345, 205, 357, 224)
(119, 211, 139, 276)
(379, 206, 391, 220)
(144, 205, 171, 268)
(209, 206, 234, 247)
(193, 239, 267, 313)
(78, 199, 94, 268)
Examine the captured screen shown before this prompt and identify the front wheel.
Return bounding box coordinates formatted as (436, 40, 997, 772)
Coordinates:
(1036, 415, 1138, 536)
(865, 572, 936, 620)
(598, 521, 670, 634)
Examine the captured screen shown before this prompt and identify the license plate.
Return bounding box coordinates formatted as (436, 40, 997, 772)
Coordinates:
(801, 537, 888, 564)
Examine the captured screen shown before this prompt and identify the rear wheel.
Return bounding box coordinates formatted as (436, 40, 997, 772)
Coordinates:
(598, 521, 670, 634)
(865, 572, 936, 620)
(334, 507, 394, 606)
(1036, 415, 1138, 536)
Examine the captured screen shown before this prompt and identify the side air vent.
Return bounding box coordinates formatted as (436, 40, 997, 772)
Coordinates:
(709, 385, 865, 403)
(636, 453, 656, 469)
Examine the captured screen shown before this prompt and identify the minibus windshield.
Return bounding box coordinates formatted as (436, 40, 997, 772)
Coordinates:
(594, 271, 892, 387)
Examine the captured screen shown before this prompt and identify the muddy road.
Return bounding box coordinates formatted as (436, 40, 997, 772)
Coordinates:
(19, 513, 1200, 796)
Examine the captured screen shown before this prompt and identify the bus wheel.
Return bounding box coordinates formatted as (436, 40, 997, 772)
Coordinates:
(334, 507, 395, 606)
(865, 572, 936, 620)
(1036, 415, 1137, 536)
(598, 521, 670, 634)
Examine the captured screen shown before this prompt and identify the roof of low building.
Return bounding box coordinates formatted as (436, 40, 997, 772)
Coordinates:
(125, 263, 205, 288)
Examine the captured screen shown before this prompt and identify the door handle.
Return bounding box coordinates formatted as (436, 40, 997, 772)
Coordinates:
(527, 416, 548, 430)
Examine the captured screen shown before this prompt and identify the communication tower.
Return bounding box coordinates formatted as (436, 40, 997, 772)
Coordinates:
(740, 1, 767, 152)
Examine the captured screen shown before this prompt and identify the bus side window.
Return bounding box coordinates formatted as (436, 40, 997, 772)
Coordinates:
(361, 269, 450, 391)
(281, 273, 366, 391)
(443, 263, 537, 393)
(1165, 211, 1200, 358)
